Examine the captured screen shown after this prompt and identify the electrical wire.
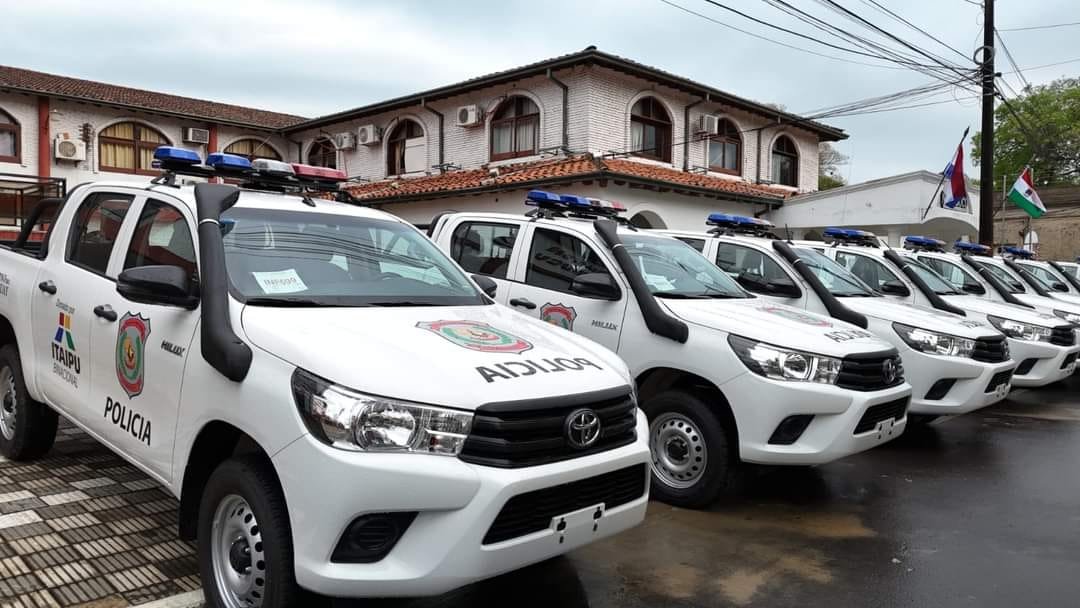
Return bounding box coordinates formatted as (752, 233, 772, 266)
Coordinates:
(999, 21, 1080, 32)
(859, 0, 974, 64)
(1004, 56, 1080, 74)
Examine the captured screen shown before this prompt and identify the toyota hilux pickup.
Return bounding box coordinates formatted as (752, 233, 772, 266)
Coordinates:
(0, 148, 651, 608)
(657, 218, 1015, 424)
(1002, 246, 1080, 305)
(809, 233, 1079, 390)
(430, 191, 912, 509)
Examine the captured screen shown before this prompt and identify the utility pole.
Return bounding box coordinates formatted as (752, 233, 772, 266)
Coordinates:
(978, 0, 995, 246)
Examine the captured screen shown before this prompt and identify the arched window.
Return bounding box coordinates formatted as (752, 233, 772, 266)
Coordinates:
(0, 109, 19, 163)
(708, 119, 741, 175)
(771, 135, 799, 187)
(224, 139, 282, 161)
(99, 122, 169, 175)
(386, 120, 425, 175)
(307, 138, 337, 169)
(630, 97, 671, 162)
(491, 97, 539, 161)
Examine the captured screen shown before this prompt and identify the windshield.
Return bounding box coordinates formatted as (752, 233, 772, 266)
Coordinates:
(975, 261, 1026, 293)
(222, 207, 485, 307)
(621, 234, 749, 299)
(905, 257, 961, 295)
(792, 247, 876, 297)
(920, 256, 984, 293)
(1019, 263, 1068, 292)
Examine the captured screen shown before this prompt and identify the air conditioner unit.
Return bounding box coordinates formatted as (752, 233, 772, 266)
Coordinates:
(357, 124, 381, 146)
(54, 137, 86, 162)
(334, 132, 356, 151)
(183, 127, 210, 144)
(697, 115, 720, 135)
(456, 105, 483, 127)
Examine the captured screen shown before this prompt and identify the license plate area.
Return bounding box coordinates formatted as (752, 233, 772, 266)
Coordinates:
(550, 503, 605, 545)
(874, 417, 897, 440)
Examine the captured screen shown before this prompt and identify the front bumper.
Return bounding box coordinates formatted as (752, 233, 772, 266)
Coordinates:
(902, 350, 1016, 416)
(1008, 339, 1080, 387)
(272, 410, 651, 598)
(722, 372, 912, 466)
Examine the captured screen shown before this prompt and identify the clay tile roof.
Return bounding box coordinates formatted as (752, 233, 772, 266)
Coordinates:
(0, 65, 306, 129)
(344, 154, 790, 205)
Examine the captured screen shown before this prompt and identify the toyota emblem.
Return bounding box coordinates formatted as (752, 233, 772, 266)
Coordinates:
(882, 359, 898, 384)
(565, 408, 602, 449)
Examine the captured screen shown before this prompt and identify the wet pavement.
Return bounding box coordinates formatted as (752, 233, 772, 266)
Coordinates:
(3, 377, 1079, 607)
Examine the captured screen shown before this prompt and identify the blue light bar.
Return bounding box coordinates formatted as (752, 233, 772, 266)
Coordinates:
(824, 227, 875, 239)
(153, 146, 201, 165)
(206, 153, 252, 172)
(954, 241, 991, 255)
(525, 189, 563, 207)
(904, 236, 946, 249)
(706, 213, 774, 228)
(1002, 246, 1034, 259)
(559, 194, 591, 209)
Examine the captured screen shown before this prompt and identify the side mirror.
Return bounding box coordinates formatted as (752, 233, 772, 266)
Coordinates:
(1052, 281, 1069, 292)
(880, 279, 911, 297)
(570, 272, 620, 300)
(472, 274, 498, 298)
(117, 265, 198, 309)
(962, 282, 986, 295)
(736, 271, 770, 292)
(738, 272, 799, 298)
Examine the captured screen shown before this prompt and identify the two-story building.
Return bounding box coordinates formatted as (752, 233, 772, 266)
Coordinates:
(1, 47, 846, 231)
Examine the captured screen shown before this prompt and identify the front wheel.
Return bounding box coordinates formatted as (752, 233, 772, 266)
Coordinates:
(0, 344, 58, 461)
(642, 390, 740, 508)
(198, 456, 300, 608)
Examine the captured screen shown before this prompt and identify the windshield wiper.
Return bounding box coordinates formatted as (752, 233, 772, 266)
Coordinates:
(367, 300, 448, 307)
(653, 292, 710, 299)
(245, 297, 342, 307)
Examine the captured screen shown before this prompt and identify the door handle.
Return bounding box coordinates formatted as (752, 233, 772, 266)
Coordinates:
(38, 281, 57, 295)
(509, 298, 537, 310)
(93, 305, 118, 322)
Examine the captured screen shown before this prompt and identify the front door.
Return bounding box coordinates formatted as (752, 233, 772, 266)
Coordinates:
(505, 225, 627, 352)
(87, 196, 200, 482)
(443, 218, 524, 305)
(713, 241, 804, 307)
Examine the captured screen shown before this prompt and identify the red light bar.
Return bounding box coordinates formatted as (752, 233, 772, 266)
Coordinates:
(291, 163, 347, 182)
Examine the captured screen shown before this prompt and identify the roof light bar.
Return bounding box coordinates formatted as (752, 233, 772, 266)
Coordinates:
(954, 241, 992, 256)
(705, 213, 775, 235)
(904, 236, 946, 251)
(292, 163, 347, 182)
(559, 194, 592, 209)
(153, 146, 201, 165)
(252, 158, 295, 178)
(525, 189, 565, 208)
(1001, 246, 1034, 259)
(206, 152, 253, 172)
(149, 147, 347, 195)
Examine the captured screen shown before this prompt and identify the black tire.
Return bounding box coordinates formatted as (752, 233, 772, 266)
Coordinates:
(0, 344, 58, 461)
(198, 455, 300, 608)
(641, 389, 741, 508)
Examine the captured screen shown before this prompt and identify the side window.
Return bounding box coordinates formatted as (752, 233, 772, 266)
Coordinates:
(525, 228, 612, 295)
(450, 222, 519, 279)
(922, 257, 973, 290)
(714, 242, 789, 283)
(66, 192, 135, 275)
(981, 263, 1026, 292)
(124, 199, 197, 278)
(675, 237, 706, 252)
(836, 251, 900, 290)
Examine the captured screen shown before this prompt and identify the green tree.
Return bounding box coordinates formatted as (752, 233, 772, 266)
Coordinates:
(818, 142, 848, 190)
(972, 78, 1080, 188)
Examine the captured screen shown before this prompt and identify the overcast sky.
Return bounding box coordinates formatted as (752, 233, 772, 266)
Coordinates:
(3, 0, 1077, 182)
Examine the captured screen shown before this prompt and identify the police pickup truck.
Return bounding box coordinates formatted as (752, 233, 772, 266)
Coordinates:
(430, 191, 912, 509)
(657, 219, 1015, 424)
(0, 148, 651, 607)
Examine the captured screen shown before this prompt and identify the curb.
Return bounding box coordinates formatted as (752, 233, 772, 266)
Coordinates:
(136, 590, 205, 608)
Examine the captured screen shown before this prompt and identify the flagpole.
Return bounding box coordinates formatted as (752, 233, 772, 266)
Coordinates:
(999, 172, 1006, 249)
(921, 127, 971, 221)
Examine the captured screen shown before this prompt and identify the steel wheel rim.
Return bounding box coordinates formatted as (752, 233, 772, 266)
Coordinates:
(211, 494, 266, 608)
(649, 413, 708, 489)
(0, 366, 16, 441)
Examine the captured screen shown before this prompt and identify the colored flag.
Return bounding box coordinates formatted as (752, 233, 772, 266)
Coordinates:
(1007, 167, 1046, 218)
(941, 143, 970, 212)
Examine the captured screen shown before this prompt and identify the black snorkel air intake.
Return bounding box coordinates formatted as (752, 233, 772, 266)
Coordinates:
(1002, 258, 1052, 297)
(593, 219, 688, 343)
(195, 183, 253, 381)
(771, 240, 868, 329)
(961, 254, 1034, 309)
(1049, 260, 1080, 293)
(883, 249, 966, 316)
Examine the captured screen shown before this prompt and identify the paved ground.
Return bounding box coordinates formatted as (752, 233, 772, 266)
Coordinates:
(3, 376, 1079, 607)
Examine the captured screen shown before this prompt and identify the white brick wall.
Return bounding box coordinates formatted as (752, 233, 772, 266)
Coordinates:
(0, 92, 39, 175)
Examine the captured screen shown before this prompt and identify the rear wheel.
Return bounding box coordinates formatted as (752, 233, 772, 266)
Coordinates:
(0, 344, 58, 461)
(642, 390, 740, 508)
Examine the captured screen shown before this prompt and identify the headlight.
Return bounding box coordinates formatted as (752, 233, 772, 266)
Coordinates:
(892, 323, 976, 357)
(1053, 309, 1080, 325)
(986, 315, 1053, 342)
(728, 335, 842, 384)
(292, 368, 472, 455)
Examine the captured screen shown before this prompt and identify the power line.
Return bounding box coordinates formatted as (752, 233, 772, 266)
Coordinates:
(1005, 56, 1080, 74)
(859, 0, 974, 64)
(994, 28, 1031, 89)
(999, 21, 1080, 32)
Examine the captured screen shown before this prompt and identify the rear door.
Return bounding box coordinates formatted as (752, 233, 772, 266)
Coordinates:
(504, 224, 628, 352)
(442, 218, 524, 305)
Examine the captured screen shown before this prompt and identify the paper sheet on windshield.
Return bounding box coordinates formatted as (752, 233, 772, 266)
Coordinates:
(643, 273, 675, 292)
(252, 269, 308, 294)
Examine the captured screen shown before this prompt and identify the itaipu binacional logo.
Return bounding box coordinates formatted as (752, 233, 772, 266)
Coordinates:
(540, 302, 577, 331)
(116, 312, 151, 398)
(417, 320, 532, 354)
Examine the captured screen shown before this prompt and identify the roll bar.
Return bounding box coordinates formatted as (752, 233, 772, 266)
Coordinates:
(882, 249, 965, 316)
(960, 254, 1034, 309)
(771, 240, 868, 329)
(593, 219, 688, 343)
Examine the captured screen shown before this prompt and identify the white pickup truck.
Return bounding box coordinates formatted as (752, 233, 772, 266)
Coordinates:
(0, 148, 651, 607)
(430, 191, 912, 509)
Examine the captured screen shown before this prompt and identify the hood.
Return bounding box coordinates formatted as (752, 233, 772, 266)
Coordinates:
(841, 297, 998, 339)
(1042, 292, 1080, 307)
(241, 304, 631, 410)
(661, 298, 892, 358)
(1015, 293, 1080, 318)
(941, 294, 1070, 328)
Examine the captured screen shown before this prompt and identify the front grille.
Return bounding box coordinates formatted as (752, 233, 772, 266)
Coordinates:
(1061, 352, 1077, 370)
(482, 464, 647, 545)
(972, 336, 1009, 362)
(836, 351, 905, 392)
(459, 386, 637, 468)
(854, 397, 909, 434)
(985, 369, 1013, 394)
(1051, 326, 1076, 347)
